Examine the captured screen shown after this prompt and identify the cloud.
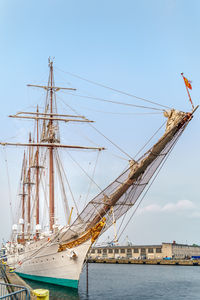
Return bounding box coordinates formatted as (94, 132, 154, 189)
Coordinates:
(137, 200, 196, 215)
(162, 200, 195, 212)
(189, 212, 200, 219)
(139, 204, 161, 213)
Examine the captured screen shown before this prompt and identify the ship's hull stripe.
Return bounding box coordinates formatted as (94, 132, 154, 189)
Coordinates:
(16, 272, 79, 289)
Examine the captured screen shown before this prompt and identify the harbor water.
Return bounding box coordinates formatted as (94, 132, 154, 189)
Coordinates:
(24, 263, 200, 299)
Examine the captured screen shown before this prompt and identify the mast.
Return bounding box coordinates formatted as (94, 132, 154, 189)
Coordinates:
(1, 58, 104, 236)
(36, 106, 40, 234)
(49, 59, 55, 231)
(21, 152, 26, 241)
(27, 133, 31, 236)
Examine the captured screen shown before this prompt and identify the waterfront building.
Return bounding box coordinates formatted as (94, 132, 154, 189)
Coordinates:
(89, 242, 200, 259)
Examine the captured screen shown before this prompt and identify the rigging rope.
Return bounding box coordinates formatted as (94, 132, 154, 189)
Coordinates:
(55, 66, 171, 110)
(37, 148, 49, 229)
(89, 124, 133, 160)
(57, 95, 133, 160)
(60, 90, 164, 112)
(116, 127, 184, 241)
(55, 150, 80, 216)
(84, 150, 101, 207)
(30, 147, 48, 232)
(55, 151, 71, 222)
(64, 149, 103, 193)
(40, 173, 49, 227)
(56, 150, 80, 216)
(2, 148, 14, 224)
(68, 123, 102, 149)
(58, 102, 130, 163)
(40, 175, 49, 228)
(65, 105, 163, 115)
(133, 120, 166, 160)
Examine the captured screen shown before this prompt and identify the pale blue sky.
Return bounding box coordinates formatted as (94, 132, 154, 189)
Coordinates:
(0, 0, 200, 245)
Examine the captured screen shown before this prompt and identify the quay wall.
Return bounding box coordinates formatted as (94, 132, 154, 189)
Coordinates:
(87, 258, 200, 266)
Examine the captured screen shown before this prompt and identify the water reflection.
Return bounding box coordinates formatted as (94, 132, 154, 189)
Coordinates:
(24, 278, 81, 300)
(23, 263, 200, 300)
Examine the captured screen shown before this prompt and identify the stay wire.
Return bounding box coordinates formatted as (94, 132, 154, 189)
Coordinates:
(54, 151, 71, 219)
(133, 120, 166, 160)
(57, 95, 133, 160)
(64, 149, 103, 193)
(84, 150, 101, 207)
(115, 181, 140, 240)
(117, 127, 184, 241)
(60, 90, 164, 112)
(55, 150, 80, 216)
(2, 148, 14, 224)
(55, 66, 171, 110)
(114, 118, 190, 243)
(68, 105, 163, 116)
(58, 97, 130, 162)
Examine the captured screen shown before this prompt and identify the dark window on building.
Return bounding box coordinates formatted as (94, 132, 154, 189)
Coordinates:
(127, 248, 132, 257)
(91, 249, 95, 253)
(156, 248, 162, 253)
(121, 249, 125, 253)
(114, 249, 119, 253)
(97, 249, 101, 254)
(103, 248, 107, 256)
(108, 249, 113, 253)
(141, 248, 146, 254)
(134, 248, 139, 253)
(148, 248, 153, 253)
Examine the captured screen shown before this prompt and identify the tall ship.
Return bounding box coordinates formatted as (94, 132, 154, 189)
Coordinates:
(0, 59, 197, 288)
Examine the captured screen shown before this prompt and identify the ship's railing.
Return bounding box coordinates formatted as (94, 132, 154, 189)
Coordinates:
(0, 264, 6, 280)
(0, 282, 30, 299)
(0, 263, 30, 299)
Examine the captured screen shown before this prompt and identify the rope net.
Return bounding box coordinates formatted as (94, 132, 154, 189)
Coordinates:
(60, 110, 192, 243)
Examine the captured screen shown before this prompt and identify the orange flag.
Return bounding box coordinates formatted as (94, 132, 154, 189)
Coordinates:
(181, 73, 192, 90)
(181, 73, 194, 109)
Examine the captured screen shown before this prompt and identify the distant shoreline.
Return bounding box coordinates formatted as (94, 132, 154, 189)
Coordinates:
(87, 258, 200, 266)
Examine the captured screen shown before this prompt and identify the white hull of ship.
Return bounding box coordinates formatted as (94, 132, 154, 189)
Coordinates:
(6, 238, 92, 288)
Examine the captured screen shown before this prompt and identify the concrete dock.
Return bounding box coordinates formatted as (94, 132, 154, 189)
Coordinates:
(88, 258, 200, 266)
(1, 265, 37, 299)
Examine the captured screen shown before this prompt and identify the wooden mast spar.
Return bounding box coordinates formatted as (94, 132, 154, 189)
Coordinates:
(22, 152, 26, 241)
(18, 152, 27, 242)
(49, 59, 54, 231)
(0, 58, 105, 236)
(36, 105, 40, 233)
(27, 133, 31, 236)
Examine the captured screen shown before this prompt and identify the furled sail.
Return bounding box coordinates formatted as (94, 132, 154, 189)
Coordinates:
(60, 109, 193, 243)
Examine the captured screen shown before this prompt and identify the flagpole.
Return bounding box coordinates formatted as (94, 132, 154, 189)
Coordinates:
(181, 73, 194, 110)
